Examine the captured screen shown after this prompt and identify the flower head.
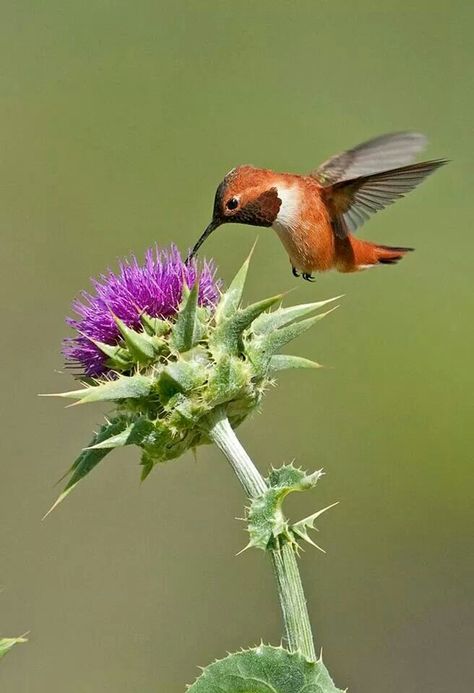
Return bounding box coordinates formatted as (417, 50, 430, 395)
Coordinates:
(63, 245, 219, 376)
(47, 246, 339, 512)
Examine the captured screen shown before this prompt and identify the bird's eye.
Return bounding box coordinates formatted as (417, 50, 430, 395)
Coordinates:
(226, 197, 239, 210)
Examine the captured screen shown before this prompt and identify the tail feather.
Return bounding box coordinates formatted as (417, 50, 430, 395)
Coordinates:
(376, 243, 414, 265)
(336, 234, 414, 271)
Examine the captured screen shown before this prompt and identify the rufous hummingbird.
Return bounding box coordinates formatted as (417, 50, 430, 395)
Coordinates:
(188, 132, 446, 280)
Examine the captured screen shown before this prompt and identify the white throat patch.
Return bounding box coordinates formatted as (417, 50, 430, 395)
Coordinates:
(273, 184, 301, 232)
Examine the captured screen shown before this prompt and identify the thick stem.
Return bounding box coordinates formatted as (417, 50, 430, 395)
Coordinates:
(206, 409, 266, 498)
(270, 544, 315, 659)
(205, 407, 316, 661)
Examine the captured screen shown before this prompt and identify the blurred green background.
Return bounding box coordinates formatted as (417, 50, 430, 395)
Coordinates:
(1, 1, 472, 691)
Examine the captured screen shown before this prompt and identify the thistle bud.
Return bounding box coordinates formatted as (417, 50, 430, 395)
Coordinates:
(47, 245, 339, 510)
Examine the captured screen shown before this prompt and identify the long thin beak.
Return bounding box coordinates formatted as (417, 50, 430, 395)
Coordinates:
(186, 219, 220, 264)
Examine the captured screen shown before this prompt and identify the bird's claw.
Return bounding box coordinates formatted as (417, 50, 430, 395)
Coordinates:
(292, 267, 315, 282)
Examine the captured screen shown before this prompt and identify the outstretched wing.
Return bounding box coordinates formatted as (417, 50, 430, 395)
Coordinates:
(311, 131, 428, 186)
(310, 132, 445, 238)
(324, 159, 447, 239)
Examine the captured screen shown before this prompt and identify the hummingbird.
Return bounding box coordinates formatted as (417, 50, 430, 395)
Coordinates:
(188, 132, 446, 280)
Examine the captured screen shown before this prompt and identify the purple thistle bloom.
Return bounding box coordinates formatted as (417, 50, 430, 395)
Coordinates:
(63, 245, 221, 376)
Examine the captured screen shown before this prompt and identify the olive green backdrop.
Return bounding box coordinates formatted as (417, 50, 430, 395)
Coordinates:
(1, 2, 472, 691)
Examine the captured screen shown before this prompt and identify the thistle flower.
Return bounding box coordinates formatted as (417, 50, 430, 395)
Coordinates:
(47, 245, 339, 511)
(63, 244, 219, 377)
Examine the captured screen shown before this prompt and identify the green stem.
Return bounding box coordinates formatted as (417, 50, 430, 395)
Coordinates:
(205, 407, 316, 661)
(270, 544, 315, 659)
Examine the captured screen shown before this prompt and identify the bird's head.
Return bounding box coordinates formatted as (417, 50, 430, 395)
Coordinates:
(187, 166, 282, 261)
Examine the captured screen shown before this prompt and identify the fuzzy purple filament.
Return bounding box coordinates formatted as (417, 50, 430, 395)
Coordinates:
(63, 245, 220, 376)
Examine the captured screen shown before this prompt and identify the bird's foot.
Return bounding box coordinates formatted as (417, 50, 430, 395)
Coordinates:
(292, 266, 300, 278)
(302, 272, 315, 282)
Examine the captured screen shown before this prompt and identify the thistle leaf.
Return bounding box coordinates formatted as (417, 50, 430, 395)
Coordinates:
(267, 465, 323, 491)
(253, 296, 342, 335)
(0, 636, 27, 659)
(248, 465, 323, 550)
(48, 374, 153, 404)
(171, 281, 199, 352)
(187, 644, 343, 692)
(269, 355, 322, 372)
(214, 244, 255, 324)
(247, 488, 288, 550)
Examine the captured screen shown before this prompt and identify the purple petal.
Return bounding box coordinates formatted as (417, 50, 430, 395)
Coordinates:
(63, 245, 221, 376)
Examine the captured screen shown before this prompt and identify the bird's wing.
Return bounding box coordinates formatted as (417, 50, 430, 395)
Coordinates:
(323, 160, 447, 238)
(310, 132, 428, 185)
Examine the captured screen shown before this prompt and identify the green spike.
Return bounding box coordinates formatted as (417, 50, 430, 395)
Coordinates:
(43, 484, 77, 518)
(253, 295, 342, 335)
(113, 315, 156, 362)
(53, 418, 129, 487)
(74, 330, 132, 370)
(0, 636, 28, 659)
(47, 374, 153, 404)
(45, 418, 153, 516)
(214, 242, 256, 324)
(87, 424, 134, 449)
(235, 541, 253, 556)
(260, 307, 338, 357)
(291, 502, 339, 551)
(140, 451, 155, 481)
(211, 294, 282, 354)
(140, 313, 170, 337)
(69, 419, 128, 470)
(88, 418, 156, 450)
(300, 469, 324, 488)
(170, 281, 199, 352)
(269, 354, 322, 372)
(292, 528, 325, 553)
(90, 340, 130, 366)
(293, 502, 339, 529)
(43, 420, 129, 516)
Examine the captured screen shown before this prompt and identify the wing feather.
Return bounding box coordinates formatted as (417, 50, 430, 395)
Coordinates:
(311, 131, 428, 185)
(325, 159, 447, 238)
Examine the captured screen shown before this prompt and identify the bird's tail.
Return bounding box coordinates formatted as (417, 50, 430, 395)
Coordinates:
(337, 235, 414, 271)
(373, 242, 414, 265)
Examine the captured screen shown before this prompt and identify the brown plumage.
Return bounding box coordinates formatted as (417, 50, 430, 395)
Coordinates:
(189, 132, 446, 280)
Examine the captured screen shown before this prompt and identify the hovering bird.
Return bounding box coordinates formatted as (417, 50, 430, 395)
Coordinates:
(188, 132, 446, 280)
